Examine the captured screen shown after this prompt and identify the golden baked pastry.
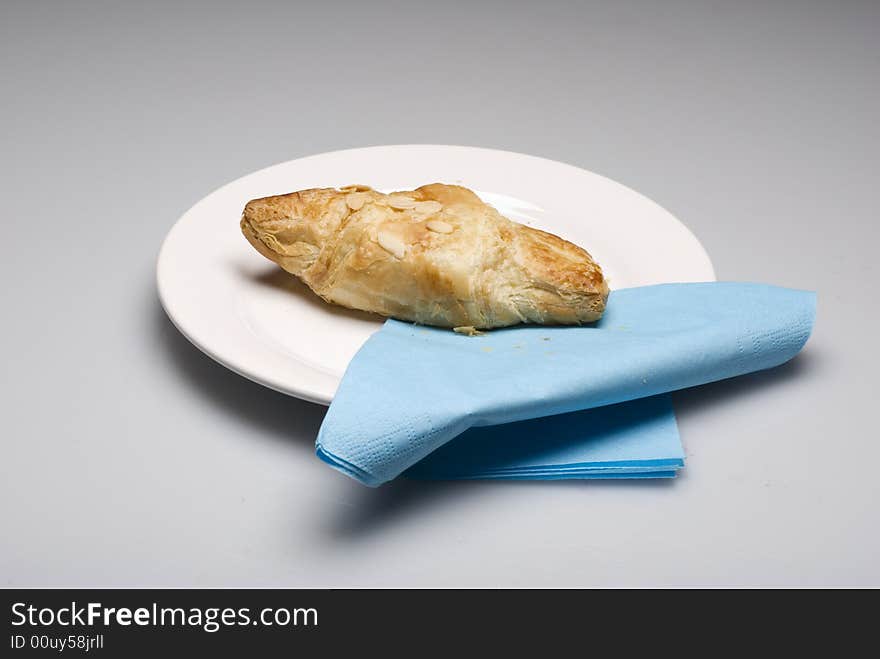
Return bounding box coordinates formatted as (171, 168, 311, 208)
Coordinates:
(240, 183, 608, 329)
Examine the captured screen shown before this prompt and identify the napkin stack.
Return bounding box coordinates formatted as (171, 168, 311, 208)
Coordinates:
(406, 395, 683, 480)
(316, 283, 815, 487)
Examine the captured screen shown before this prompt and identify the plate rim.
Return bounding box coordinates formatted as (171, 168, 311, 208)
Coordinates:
(157, 144, 716, 406)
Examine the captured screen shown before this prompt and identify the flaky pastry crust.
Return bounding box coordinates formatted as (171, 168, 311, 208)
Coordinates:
(240, 183, 608, 329)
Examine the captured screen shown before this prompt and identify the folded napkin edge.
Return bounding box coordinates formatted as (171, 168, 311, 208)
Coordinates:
(315, 445, 382, 487)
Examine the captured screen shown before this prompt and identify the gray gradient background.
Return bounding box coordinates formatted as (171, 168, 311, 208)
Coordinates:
(1, 0, 877, 587)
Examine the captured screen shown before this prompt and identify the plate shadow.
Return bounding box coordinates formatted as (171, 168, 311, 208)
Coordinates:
(153, 293, 326, 446)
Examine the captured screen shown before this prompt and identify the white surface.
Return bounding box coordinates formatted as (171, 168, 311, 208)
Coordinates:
(157, 145, 715, 404)
(2, 1, 878, 587)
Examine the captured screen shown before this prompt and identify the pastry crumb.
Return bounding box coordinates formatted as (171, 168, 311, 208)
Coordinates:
(453, 326, 485, 337)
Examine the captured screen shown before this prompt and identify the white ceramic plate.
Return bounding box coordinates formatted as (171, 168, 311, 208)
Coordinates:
(157, 145, 715, 405)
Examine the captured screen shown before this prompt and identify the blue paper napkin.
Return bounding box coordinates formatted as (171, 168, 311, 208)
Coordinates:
(316, 283, 816, 486)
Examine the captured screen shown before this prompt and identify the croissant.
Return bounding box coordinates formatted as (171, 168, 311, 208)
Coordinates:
(240, 183, 608, 329)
